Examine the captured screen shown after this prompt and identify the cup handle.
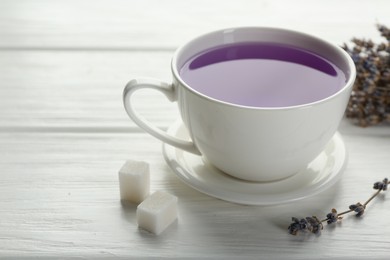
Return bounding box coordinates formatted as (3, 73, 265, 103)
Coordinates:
(123, 79, 201, 155)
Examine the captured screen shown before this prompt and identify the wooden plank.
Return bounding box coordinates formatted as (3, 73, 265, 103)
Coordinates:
(1, 50, 389, 131)
(0, 0, 388, 49)
(0, 130, 389, 258)
(0, 51, 179, 129)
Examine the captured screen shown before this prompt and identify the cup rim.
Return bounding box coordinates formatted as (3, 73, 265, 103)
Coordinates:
(171, 26, 356, 110)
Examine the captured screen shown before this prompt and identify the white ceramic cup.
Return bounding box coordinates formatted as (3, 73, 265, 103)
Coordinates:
(123, 27, 355, 182)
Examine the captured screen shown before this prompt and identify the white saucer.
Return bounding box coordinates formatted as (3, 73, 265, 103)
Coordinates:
(162, 120, 347, 205)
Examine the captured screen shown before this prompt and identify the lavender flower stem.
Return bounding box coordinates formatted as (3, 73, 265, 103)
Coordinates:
(363, 188, 382, 207)
(336, 209, 353, 217)
(320, 209, 353, 223)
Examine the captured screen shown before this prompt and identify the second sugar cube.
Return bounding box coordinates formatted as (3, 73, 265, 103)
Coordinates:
(137, 191, 178, 235)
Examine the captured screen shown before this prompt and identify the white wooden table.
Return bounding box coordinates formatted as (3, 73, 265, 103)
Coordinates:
(1, 0, 390, 258)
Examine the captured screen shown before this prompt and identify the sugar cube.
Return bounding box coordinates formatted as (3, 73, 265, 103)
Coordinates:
(137, 191, 178, 235)
(118, 160, 150, 204)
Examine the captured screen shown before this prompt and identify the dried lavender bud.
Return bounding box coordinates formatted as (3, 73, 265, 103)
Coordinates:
(378, 25, 390, 41)
(325, 208, 339, 224)
(373, 178, 388, 190)
(305, 216, 323, 234)
(288, 217, 310, 235)
(349, 202, 365, 217)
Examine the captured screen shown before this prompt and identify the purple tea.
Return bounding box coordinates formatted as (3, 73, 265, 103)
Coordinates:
(179, 42, 347, 107)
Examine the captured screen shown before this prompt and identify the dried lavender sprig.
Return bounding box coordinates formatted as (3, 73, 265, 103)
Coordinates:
(359, 177, 389, 207)
(343, 24, 390, 127)
(288, 177, 388, 236)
